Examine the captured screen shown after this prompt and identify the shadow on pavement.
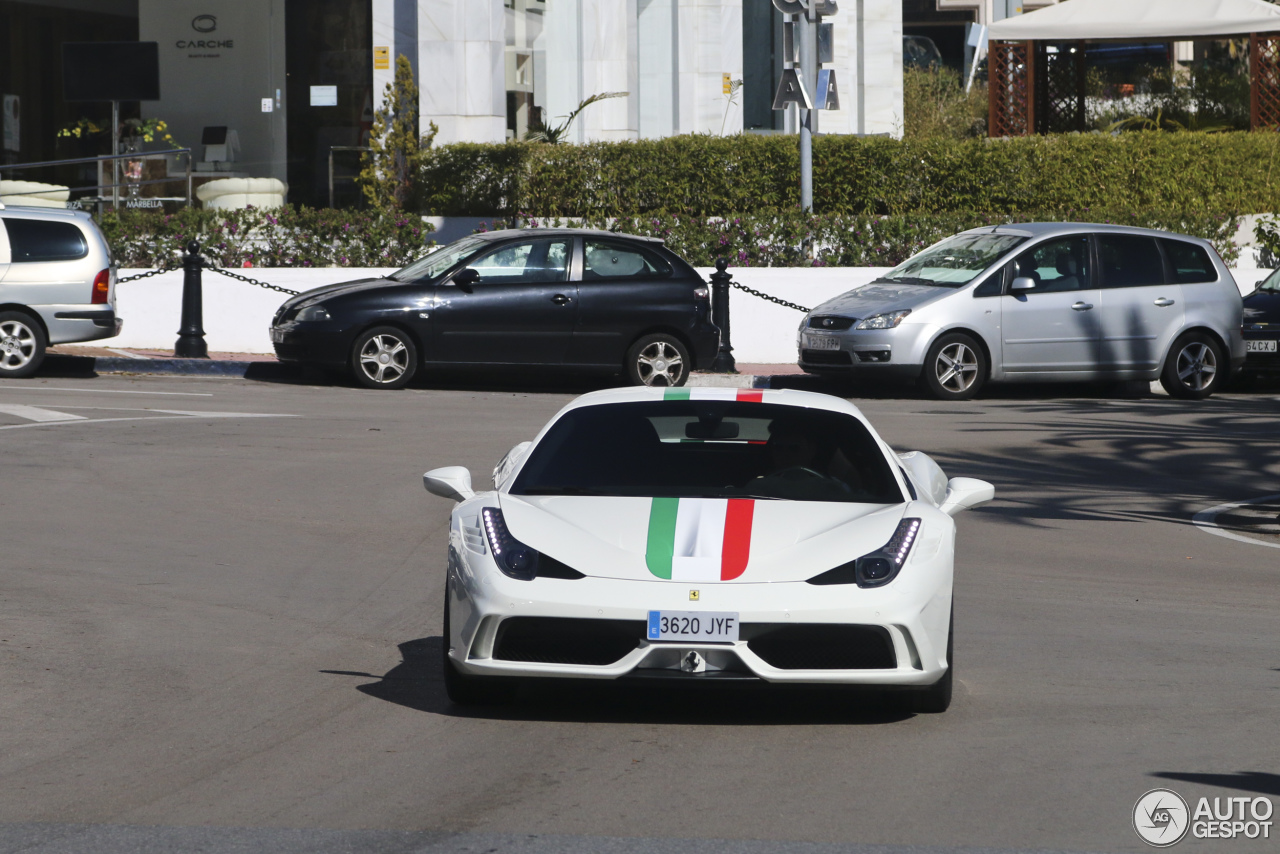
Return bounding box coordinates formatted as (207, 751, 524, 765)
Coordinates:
(1151, 771, 1280, 797)
(329, 637, 913, 726)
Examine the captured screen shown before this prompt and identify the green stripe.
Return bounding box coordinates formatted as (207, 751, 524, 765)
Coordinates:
(663, 387, 691, 400)
(645, 496, 679, 579)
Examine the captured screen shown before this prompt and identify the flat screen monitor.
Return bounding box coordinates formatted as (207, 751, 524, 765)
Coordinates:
(62, 42, 160, 102)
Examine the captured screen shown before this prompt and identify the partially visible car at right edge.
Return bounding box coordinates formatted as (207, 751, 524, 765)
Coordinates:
(1241, 269, 1280, 376)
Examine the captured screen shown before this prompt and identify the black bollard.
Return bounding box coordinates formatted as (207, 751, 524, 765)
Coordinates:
(709, 258, 737, 373)
(174, 240, 209, 358)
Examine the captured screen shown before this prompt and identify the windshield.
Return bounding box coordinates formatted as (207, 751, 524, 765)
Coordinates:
(510, 401, 904, 504)
(1259, 269, 1280, 292)
(875, 232, 1027, 288)
(390, 236, 488, 282)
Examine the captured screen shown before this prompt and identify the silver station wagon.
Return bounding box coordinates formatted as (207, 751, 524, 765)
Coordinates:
(799, 223, 1245, 400)
(0, 204, 121, 377)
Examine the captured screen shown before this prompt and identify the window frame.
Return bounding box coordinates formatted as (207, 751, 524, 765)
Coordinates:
(1158, 237, 1217, 285)
(580, 238, 674, 282)
(1094, 233, 1169, 290)
(1000, 233, 1095, 296)
(2, 217, 89, 263)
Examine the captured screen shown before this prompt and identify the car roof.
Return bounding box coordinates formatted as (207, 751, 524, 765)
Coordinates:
(959, 221, 1204, 243)
(0, 204, 93, 222)
(555, 386, 873, 422)
(473, 227, 664, 244)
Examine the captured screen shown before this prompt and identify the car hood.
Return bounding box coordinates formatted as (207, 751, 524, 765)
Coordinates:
(282, 277, 402, 309)
(499, 494, 915, 583)
(1243, 289, 1280, 324)
(807, 281, 956, 320)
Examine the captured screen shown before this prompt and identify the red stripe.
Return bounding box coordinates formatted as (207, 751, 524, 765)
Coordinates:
(736, 389, 763, 403)
(720, 499, 754, 580)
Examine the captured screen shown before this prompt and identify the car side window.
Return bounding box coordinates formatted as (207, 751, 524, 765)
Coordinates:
(467, 239, 569, 285)
(4, 218, 89, 262)
(1008, 236, 1090, 294)
(972, 266, 1006, 298)
(1160, 239, 1216, 284)
(583, 241, 672, 280)
(1097, 235, 1165, 288)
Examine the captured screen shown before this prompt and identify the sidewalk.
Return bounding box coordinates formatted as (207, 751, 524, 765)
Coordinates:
(44, 346, 810, 387)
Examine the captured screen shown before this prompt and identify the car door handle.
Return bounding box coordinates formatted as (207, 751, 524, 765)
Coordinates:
(550, 294, 572, 305)
(1071, 301, 1094, 311)
(1153, 297, 1176, 307)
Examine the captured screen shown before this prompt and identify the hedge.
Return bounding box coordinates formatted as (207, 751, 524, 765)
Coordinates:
(419, 132, 1280, 217)
(94, 205, 1239, 270)
(98, 207, 435, 269)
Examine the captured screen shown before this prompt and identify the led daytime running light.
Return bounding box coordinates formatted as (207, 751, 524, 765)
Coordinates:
(885, 517, 921, 566)
(481, 507, 539, 580)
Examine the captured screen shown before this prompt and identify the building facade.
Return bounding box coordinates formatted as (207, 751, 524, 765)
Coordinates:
(3, 0, 909, 209)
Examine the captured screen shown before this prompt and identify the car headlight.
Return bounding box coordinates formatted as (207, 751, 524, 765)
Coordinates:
(481, 507, 540, 580)
(297, 304, 331, 322)
(855, 310, 911, 330)
(805, 518, 922, 588)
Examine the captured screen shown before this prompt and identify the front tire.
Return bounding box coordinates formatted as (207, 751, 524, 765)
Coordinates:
(351, 326, 417, 390)
(1160, 332, 1224, 400)
(0, 311, 47, 379)
(441, 581, 509, 706)
(921, 332, 986, 400)
(908, 605, 954, 714)
(625, 333, 691, 387)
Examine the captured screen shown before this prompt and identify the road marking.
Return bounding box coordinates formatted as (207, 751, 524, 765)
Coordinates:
(0, 385, 213, 396)
(0, 404, 86, 422)
(1191, 493, 1280, 551)
(105, 348, 151, 359)
(0, 409, 295, 431)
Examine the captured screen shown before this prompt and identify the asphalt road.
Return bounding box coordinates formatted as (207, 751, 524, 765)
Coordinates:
(1, 372, 1278, 854)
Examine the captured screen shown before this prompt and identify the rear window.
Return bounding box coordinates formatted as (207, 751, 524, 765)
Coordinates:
(510, 401, 904, 504)
(3, 218, 88, 262)
(1097, 235, 1164, 288)
(583, 240, 672, 279)
(1160, 239, 1217, 284)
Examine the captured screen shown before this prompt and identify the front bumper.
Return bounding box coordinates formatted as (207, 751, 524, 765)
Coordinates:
(446, 562, 952, 687)
(796, 325, 928, 379)
(270, 321, 350, 367)
(1242, 330, 1280, 372)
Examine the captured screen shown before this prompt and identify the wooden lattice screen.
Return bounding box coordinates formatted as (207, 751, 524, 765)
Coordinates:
(989, 41, 1034, 137)
(1034, 42, 1087, 134)
(1251, 32, 1280, 130)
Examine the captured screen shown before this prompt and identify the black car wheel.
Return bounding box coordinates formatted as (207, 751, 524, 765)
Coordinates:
(351, 326, 418, 390)
(626, 333, 690, 387)
(1160, 332, 1224, 399)
(442, 581, 510, 706)
(0, 311, 46, 379)
(921, 332, 986, 400)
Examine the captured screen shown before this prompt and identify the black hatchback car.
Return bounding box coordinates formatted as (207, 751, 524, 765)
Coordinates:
(270, 229, 720, 389)
(1242, 269, 1280, 375)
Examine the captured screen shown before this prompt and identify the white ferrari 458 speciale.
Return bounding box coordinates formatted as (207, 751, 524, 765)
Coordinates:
(424, 386, 993, 712)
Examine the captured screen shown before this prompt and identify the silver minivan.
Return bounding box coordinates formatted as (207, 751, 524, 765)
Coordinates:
(0, 203, 121, 377)
(798, 223, 1245, 400)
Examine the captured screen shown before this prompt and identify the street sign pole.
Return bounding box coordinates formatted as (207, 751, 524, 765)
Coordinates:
(799, 5, 815, 214)
(773, 0, 837, 224)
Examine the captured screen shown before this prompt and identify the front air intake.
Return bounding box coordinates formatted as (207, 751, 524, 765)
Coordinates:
(492, 617, 646, 666)
(746, 624, 896, 670)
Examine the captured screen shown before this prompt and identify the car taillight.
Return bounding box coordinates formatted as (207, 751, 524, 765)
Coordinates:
(693, 287, 709, 300)
(92, 269, 110, 304)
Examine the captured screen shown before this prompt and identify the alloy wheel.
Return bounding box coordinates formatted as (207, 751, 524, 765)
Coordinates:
(0, 320, 37, 372)
(635, 341, 684, 386)
(934, 342, 978, 394)
(1175, 341, 1217, 393)
(359, 334, 410, 385)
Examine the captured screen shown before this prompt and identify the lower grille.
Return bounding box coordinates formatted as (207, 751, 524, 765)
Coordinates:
(801, 349, 853, 365)
(746, 624, 896, 670)
(492, 617, 646, 666)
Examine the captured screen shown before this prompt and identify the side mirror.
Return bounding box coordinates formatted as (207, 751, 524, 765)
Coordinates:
(451, 268, 479, 292)
(939, 477, 995, 516)
(1010, 277, 1036, 292)
(423, 466, 475, 502)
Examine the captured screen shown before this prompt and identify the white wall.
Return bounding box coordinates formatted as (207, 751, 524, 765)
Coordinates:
(675, 0, 743, 136)
(110, 267, 1265, 365)
(139, 0, 288, 181)
(419, 0, 507, 144)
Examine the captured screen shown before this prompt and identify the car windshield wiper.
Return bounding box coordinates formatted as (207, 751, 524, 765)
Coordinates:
(870, 276, 939, 286)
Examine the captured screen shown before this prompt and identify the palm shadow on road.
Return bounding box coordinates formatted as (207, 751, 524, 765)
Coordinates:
(326, 637, 913, 726)
(1151, 771, 1280, 797)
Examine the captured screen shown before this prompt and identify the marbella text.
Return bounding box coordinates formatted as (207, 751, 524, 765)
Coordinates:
(1191, 797, 1273, 840)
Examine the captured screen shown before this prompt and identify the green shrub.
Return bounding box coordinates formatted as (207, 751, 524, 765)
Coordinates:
(903, 67, 987, 140)
(419, 132, 1280, 217)
(98, 207, 435, 268)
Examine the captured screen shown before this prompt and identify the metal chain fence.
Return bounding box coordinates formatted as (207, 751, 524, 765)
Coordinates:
(203, 265, 301, 296)
(730, 280, 810, 314)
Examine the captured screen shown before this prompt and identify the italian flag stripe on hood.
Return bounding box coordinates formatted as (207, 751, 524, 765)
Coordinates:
(645, 497, 755, 581)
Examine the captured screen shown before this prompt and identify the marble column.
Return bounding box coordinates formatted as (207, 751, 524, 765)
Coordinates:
(675, 0, 743, 136)
(419, 0, 506, 144)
